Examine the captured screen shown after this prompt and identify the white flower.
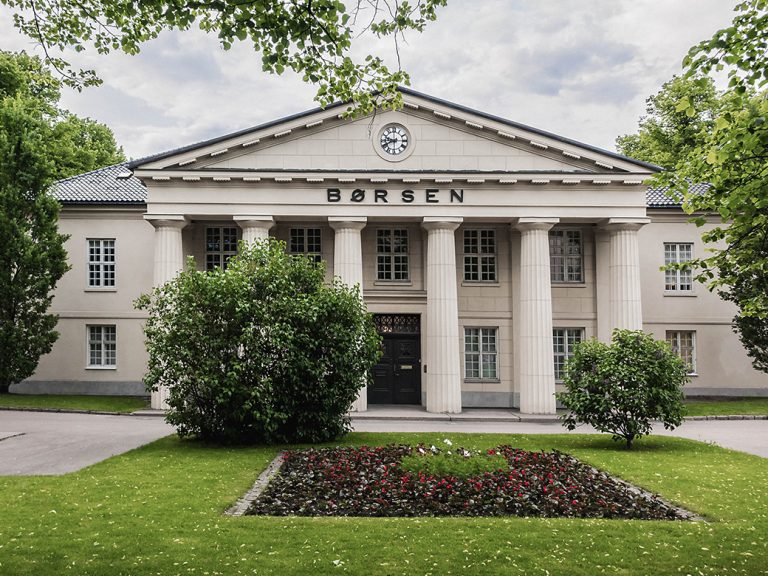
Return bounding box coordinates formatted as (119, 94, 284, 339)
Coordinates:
(443, 438, 453, 446)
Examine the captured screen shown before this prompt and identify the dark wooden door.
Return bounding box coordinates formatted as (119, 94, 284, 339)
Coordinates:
(369, 335, 421, 404)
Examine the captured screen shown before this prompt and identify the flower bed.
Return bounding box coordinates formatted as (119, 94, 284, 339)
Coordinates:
(247, 444, 689, 520)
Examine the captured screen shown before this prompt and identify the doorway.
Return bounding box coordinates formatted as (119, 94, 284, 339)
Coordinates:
(369, 314, 421, 404)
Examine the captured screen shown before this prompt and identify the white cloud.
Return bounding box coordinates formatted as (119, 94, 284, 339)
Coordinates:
(0, 0, 737, 158)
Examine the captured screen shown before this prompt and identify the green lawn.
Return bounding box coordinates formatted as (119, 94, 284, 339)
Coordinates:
(1, 433, 767, 575)
(685, 397, 768, 416)
(0, 393, 148, 413)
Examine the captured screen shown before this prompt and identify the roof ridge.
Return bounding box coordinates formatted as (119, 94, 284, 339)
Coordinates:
(128, 86, 660, 172)
(54, 161, 130, 184)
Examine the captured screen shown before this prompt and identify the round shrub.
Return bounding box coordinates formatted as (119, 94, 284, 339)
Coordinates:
(556, 329, 688, 449)
(135, 239, 381, 444)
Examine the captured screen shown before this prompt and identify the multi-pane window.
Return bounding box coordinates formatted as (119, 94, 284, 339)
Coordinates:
(549, 230, 583, 283)
(87, 239, 115, 287)
(553, 328, 584, 380)
(664, 243, 693, 291)
(87, 325, 116, 367)
(377, 229, 409, 281)
(463, 229, 497, 282)
(206, 226, 239, 271)
(667, 331, 696, 374)
(464, 328, 498, 380)
(289, 228, 322, 264)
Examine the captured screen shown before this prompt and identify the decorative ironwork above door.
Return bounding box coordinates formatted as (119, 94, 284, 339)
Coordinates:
(373, 314, 421, 335)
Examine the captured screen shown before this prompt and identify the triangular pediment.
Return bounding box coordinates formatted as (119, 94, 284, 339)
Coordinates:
(132, 89, 656, 176)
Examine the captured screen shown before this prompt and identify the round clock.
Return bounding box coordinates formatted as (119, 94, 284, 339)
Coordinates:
(379, 124, 410, 156)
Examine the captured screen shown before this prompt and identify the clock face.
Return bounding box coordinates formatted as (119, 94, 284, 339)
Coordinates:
(379, 124, 409, 156)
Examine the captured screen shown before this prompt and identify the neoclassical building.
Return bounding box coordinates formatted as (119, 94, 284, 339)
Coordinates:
(16, 88, 768, 412)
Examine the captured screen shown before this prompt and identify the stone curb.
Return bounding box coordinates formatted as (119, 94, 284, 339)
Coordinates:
(0, 406, 135, 417)
(225, 452, 285, 516)
(131, 409, 166, 417)
(682, 414, 768, 420)
(2, 406, 767, 421)
(351, 414, 524, 423)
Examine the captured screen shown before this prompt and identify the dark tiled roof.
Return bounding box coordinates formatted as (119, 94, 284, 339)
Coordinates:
(646, 182, 710, 208)
(52, 162, 147, 204)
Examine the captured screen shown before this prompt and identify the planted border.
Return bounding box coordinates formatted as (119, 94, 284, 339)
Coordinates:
(248, 444, 695, 520)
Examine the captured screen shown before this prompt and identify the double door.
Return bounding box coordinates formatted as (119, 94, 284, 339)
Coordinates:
(369, 334, 421, 405)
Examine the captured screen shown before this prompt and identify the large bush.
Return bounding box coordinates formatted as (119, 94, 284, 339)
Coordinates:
(135, 239, 381, 444)
(556, 330, 688, 449)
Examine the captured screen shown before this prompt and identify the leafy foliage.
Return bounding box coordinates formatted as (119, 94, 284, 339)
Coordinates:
(249, 444, 687, 519)
(556, 330, 688, 449)
(1, 0, 447, 113)
(615, 75, 723, 169)
(0, 95, 69, 393)
(135, 239, 381, 444)
(0, 50, 125, 179)
(650, 1, 768, 372)
(400, 443, 508, 479)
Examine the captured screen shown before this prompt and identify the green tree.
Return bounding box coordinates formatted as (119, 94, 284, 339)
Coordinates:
(556, 330, 688, 449)
(0, 51, 125, 178)
(135, 239, 382, 444)
(658, 0, 768, 373)
(615, 75, 723, 169)
(0, 96, 69, 394)
(0, 0, 447, 113)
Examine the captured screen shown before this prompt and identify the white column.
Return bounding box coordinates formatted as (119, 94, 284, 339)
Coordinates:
(603, 219, 650, 332)
(328, 217, 367, 411)
(234, 215, 274, 244)
(516, 218, 558, 415)
(144, 215, 188, 409)
(422, 217, 463, 414)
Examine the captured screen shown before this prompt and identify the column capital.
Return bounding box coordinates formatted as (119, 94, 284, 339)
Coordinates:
(328, 216, 367, 231)
(600, 217, 651, 233)
(233, 215, 275, 231)
(143, 214, 188, 229)
(515, 217, 559, 233)
(422, 217, 463, 232)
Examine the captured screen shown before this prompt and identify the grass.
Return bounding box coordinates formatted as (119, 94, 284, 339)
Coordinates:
(4, 393, 766, 418)
(1, 432, 767, 575)
(0, 393, 148, 413)
(685, 397, 768, 416)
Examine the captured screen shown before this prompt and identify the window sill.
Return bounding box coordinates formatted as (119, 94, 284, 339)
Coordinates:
(374, 280, 413, 287)
(461, 281, 500, 287)
(687, 372, 698, 378)
(664, 291, 697, 297)
(463, 378, 501, 384)
(552, 282, 587, 288)
(84, 287, 117, 293)
(86, 365, 117, 370)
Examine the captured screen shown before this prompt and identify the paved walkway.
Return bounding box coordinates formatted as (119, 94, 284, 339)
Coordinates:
(0, 411, 173, 475)
(352, 406, 768, 458)
(0, 407, 765, 476)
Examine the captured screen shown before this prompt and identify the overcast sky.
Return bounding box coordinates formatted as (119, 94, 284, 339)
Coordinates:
(0, 1, 737, 160)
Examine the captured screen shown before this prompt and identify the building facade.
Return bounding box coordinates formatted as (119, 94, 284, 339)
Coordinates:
(15, 88, 768, 412)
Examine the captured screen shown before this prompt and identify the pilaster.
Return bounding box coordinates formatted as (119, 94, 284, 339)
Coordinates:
(422, 217, 463, 413)
(515, 218, 558, 415)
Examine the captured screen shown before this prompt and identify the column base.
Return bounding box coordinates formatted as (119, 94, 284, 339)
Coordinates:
(150, 386, 170, 410)
(351, 388, 367, 412)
